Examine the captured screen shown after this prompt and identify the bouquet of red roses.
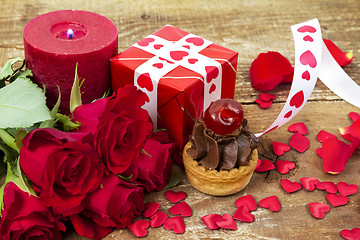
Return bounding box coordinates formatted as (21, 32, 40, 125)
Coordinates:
(0, 59, 176, 239)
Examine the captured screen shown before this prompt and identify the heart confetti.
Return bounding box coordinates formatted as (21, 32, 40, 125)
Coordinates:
(272, 141, 291, 156)
(128, 220, 150, 238)
(337, 182, 359, 196)
(288, 122, 308, 135)
(276, 160, 296, 174)
(341, 228, 360, 240)
(234, 194, 257, 211)
(326, 193, 349, 207)
(165, 190, 187, 203)
(163, 216, 185, 234)
(289, 133, 310, 153)
(142, 202, 161, 218)
(259, 195, 281, 212)
(233, 205, 255, 223)
(169, 201, 193, 217)
(308, 202, 330, 219)
(255, 98, 273, 109)
(255, 159, 275, 172)
(201, 214, 222, 230)
(215, 214, 237, 230)
(280, 179, 302, 193)
(150, 210, 169, 228)
(316, 181, 337, 194)
(259, 93, 276, 102)
(300, 177, 319, 191)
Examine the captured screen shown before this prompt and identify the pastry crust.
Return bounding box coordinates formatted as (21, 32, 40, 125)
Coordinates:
(183, 141, 258, 196)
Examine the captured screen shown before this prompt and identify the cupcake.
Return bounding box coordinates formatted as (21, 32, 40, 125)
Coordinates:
(183, 99, 258, 196)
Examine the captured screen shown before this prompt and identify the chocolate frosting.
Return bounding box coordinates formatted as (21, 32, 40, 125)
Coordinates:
(187, 119, 258, 171)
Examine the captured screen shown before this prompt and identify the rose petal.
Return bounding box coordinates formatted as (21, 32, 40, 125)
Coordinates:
(324, 39, 353, 67)
(308, 202, 330, 219)
(276, 160, 296, 174)
(339, 119, 360, 142)
(341, 228, 360, 240)
(349, 112, 360, 122)
(289, 133, 310, 153)
(288, 122, 308, 135)
(255, 98, 273, 109)
(250, 51, 294, 92)
(272, 141, 291, 156)
(317, 130, 337, 143)
(255, 159, 275, 172)
(259, 93, 276, 101)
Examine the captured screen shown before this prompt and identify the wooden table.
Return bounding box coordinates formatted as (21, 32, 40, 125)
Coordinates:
(1, 0, 359, 239)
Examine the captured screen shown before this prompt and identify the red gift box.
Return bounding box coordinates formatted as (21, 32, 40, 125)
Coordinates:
(110, 25, 238, 151)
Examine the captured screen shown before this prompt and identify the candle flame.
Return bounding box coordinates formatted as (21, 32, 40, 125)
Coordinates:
(67, 29, 74, 40)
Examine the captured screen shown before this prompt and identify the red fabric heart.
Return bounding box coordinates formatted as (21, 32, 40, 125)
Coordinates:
(255, 159, 275, 172)
(316, 130, 337, 143)
(288, 122, 308, 135)
(308, 202, 330, 219)
(290, 90, 305, 108)
(272, 141, 291, 156)
(137, 73, 153, 92)
(169, 201, 193, 217)
(297, 25, 317, 33)
(259, 195, 281, 212)
(128, 220, 149, 237)
(188, 58, 198, 64)
(152, 63, 163, 69)
(201, 214, 222, 230)
(250, 51, 294, 92)
(153, 44, 163, 50)
(280, 179, 302, 193)
(142, 202, 161, 218)
(326, 193, 349, 207)
(301, 70, 311, 80)
(186, 37, 204, 46)
(165, 190, 187, 203)
(339, 118, 360, 142)
(300, 177, 319, 191)
(205, 66, 219, 83)
(163, 216, 185, 234)
(300, 50, 317, 68)
(259, 93, 276, 101)
(233, 205, 255, 223)
(316, 181, 337, 193)
(215, 214, 237, 230)
(150, 210, 168, 228)
(337, 182, 359, 196)
(324, 39, 353, 67)
(255, 98, 273, 109)
(234, 194, 257, 211)
(170, 50, 189, 61)
(303, 35, 313, 42)
(276, 160, 295, 174)
(341, 228, 360, 240)
(137, 37, 155, 47)
(289, 133, 310, 153)
(209, 84, 216, 94)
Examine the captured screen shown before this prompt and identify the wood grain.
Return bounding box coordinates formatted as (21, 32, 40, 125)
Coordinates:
(0, 0, 359, 239)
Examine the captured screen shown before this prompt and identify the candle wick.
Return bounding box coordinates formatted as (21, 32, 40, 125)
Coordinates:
(67, 29, 74, 40)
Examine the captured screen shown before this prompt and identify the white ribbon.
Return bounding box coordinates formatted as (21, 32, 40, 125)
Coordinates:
(256, 18, 360, 137)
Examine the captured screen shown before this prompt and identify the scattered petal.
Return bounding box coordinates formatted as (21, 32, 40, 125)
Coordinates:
(288, 122, 308, 135)
(339, 119, 360, 142)
(234, 194, 257, 211)
(308, 202, 330, 219)
(280, 179, 302, 193)
(150, 210, 168, 228)
(169, 201, 193, 217)
(317, 130, 337, 143)
(276, 160, 296, 174)
(341, 228, 360, 240)
(349, 112, 360, 122)
(259, 93, 276, 101)
(128, 220, 150, 238)
(250, 51, 294, 92)
(324, 39, 353, 67)
(165, 190, 187, 203)
(289, 133, 310, 153)
(326, 193, 349, 207)
(255, 98, 273, 108)
(300, 177, 319, 191)
(316, 181, 337, 193)
(259, 195, 281, 212)
(337, 182, 359, 196)
(142, 202, 161, 218)
(255, 159, 275, 172)
(163, 216, 185, 234)
(233, 205, 255, 223)
(272, 141, 291, 156)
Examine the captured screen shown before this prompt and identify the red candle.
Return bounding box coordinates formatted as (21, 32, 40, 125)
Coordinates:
(23, 10, 118, 113)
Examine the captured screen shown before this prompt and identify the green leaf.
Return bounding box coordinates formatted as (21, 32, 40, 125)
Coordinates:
(0, 142, 17, 164)
(163, 165, 181, 190)
(9, 67, 32, 82)
(70, 63, 82, 113)
(0, 57, 24, 81)
(0, 77, 52, 128)
(14, 129, 28, 150)
(55, 113, 80, 131)
(39, 86, 61, 129)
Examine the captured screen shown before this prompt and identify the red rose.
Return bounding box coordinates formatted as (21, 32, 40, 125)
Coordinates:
(94, 86, 153, 174)
(19, 128, 105, 216)
(70, 173, 144, 237)
(0, 182, 66, 240)
(123, 132, 175, 193)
